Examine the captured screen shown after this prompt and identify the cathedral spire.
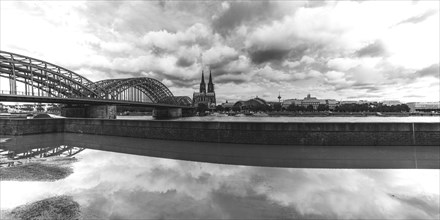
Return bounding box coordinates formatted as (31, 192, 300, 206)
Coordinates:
(200, 70, 206, 93)
(208, 69, 214, 93)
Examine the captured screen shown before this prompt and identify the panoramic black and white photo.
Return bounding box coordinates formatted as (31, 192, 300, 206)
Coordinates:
(0, 1, 439, 219)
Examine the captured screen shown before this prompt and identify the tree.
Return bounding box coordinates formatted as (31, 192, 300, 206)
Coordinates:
(232, 105, 241, 112)
(399, 104, 410, 112)
(273, 103, 282, 111)
(287, 103, 296, 112)
(317, 104, 329, 112)
(215, 105, 224, 112)
(306, 105, 314, 112)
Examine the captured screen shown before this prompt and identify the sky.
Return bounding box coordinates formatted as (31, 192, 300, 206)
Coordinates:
(1, 0, 439, 103)
(2, 149, 439, 219)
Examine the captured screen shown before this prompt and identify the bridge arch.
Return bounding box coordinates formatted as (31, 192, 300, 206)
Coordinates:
(175, 96, 192, 106)
(94, 78, 178, 104)
(0, 51, 102, 98)
(0, 51, 185, 106)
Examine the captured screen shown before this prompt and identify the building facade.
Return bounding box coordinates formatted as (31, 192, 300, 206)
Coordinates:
(193, 70, 216, 109)
(406, 102, 440, 112)
(282, 94, 338, 110)
(234, 97, 269, 111)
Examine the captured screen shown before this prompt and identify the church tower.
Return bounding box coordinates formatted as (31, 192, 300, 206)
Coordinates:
(208, 69, 214, 93)
(199, 70, 206, 93)
(193, 69, 216, 109)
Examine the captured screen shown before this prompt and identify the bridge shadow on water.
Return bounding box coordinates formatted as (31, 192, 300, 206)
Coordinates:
(1, 133, 439, 169)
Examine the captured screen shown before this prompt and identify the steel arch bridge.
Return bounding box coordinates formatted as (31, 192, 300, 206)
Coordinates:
(0, 51, 191, 106)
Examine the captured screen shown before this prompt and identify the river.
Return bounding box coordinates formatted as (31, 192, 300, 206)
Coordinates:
(117, 115, 440, 122)
(0, 119, 439, 219)
(1, 147, 438, 219)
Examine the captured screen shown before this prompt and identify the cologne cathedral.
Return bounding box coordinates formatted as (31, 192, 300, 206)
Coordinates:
(193, 70, 216, 109)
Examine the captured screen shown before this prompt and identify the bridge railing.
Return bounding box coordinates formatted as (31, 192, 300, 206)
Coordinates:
(0, 90, 192, 106)
(1, 90, 68, 98)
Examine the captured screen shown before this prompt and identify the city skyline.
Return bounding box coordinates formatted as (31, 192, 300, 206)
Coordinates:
(1, 1, 439, 103)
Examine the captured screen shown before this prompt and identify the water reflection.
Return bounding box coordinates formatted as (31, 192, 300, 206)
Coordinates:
(0, 144, 84, 168)
(1, 148, 439, 219)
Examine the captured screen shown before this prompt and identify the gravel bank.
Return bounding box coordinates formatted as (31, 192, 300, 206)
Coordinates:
(0, 157, 77, 181)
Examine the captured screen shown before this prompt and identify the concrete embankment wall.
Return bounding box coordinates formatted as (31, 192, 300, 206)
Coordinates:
(1, 118, 439, 146)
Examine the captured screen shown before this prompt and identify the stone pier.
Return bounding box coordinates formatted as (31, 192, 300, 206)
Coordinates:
(61, 105, 116, 119)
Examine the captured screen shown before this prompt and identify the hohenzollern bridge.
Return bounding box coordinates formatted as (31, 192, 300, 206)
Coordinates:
(0, 51, 192, 118)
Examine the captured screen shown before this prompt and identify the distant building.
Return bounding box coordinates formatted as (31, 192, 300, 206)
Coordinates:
(301, 94, 326, 110)
(221, 101, 235, 111)
(340, 100, 358, 105)
(406, 102, 440, 112)
(381, 100, 401, 106)
(234, 97, 269, 111)
(193, 70, 216, 109)
(325, 99, 338, 110)
(282, 94, 338, 110)
(282, 99, 302, 109)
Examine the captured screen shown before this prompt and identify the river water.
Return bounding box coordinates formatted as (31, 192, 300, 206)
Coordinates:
(0, 116, 439, 219)
(118, 115, 440, 122)
(1, 147, 438, 219)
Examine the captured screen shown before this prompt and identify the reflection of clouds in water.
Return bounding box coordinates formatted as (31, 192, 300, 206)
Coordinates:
(1, 149, 439, 219)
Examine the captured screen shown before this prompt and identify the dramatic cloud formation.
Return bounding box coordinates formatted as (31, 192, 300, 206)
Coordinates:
(1, 1, 438, 102)
(1, 150, 439, 219)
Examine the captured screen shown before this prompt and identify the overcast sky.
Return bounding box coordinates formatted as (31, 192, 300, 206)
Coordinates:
(1, 1, 439, 102)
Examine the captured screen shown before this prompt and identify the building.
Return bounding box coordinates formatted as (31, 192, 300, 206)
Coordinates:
(282, 99, 302, 109)
(193, 70, 216, 109)
(301, 94, 326, 110)
(282, 94, 339, 110)
(325, 99, 338, 110)
(406, 102, 440, 112)
(382, 100, 401, 106)
(340, 100, 358, 105)
(221, 101, 235, 111)
(234, 97, 269, 111)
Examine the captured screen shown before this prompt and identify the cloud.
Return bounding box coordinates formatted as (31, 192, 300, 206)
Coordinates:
(249, 48, 291, 64)
(327, 58, 361, 71)
(211, 1, 287, 36)
(176, 56, 196, 68)
(1, 1, 438, 101)
(416, 64, 439, 78)
(355, 40, 388, 57)
(395, 9, 438, 26)
(202, 45, 239, 68)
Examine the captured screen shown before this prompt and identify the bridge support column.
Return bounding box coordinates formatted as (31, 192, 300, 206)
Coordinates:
(61, 105, 86, 118)
(86, 105, 117, 119)
(61, 105, 116, 119)
(182, 108, 196, 117)
(152, 108, 182, 119)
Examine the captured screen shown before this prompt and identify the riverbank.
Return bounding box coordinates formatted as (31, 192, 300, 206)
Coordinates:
(267, 111, 440, 117)
(1, 196, 80, 220)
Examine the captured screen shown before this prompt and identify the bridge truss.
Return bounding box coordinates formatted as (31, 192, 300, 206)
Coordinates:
(0, 51, 191, 106)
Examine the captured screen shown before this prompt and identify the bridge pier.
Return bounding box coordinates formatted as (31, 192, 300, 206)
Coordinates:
(152, 107, 182, 119)
(61, 105, 116, 119)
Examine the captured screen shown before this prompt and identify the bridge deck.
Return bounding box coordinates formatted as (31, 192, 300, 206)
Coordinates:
(0, 94, 192, 108)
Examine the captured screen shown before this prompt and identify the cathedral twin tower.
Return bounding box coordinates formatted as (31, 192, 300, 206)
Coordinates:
(192, 70, 216, 109)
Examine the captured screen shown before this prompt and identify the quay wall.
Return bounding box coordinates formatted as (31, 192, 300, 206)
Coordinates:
(1, 118, 439, 146)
